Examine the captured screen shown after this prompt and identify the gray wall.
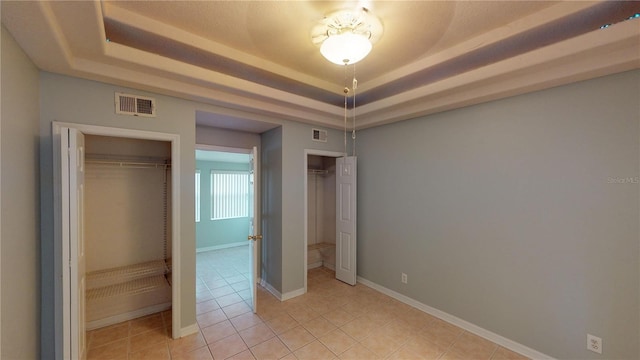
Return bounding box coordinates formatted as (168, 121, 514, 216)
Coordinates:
(38, 72, 197, 356)
(196, 125, 261, 150)
(261, 127, 283, 291)
(1, 26, 41, 358)
(356, 70, 639, 359)
(280, 121, 346, 294)
(260, 122, 346, 296)
(196, 159, 251, 250)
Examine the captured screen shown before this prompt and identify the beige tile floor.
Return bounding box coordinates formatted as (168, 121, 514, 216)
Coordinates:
(88, 246, 529, 360)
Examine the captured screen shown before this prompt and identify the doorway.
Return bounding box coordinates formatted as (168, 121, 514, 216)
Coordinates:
(307, 155, 337, 271)
(55, 123, 182, 359)
(195, 145, 259, 315)
(304, 150, 354, 292)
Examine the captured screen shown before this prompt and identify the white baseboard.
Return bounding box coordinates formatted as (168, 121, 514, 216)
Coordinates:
(356, 276, 554, 360)
(259, 279, 304, 301)
(281, 288, 305, 301)
(178, 323, 200, 338)
(260, 279, 282, 300)
(196, 241, 247, 253)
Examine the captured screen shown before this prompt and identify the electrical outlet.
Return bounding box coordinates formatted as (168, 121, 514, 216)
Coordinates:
(587, 334, 602, 354)
(401, 273, 408, 284)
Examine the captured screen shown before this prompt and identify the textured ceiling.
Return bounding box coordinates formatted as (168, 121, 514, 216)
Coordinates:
(2, 1, 639, 132)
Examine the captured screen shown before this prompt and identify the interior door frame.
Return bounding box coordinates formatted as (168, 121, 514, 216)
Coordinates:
(53, 122, 182, 358)
(195, 144, 261, 291)
(303, 149, 344, 293)
(249, 146, 259, 313)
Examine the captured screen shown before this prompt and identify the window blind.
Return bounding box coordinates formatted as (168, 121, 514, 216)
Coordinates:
(211, 171, 250, 220)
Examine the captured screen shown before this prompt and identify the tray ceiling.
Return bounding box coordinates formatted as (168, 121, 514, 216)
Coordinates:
(2, 1, 639, 131)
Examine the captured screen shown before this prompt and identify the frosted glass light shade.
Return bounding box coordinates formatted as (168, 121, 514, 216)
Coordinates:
(320, 32, 372, 65)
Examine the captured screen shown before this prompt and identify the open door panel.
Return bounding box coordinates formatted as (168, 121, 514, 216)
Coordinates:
(335, 156, 357, 285)
(61, 127, 87, 359)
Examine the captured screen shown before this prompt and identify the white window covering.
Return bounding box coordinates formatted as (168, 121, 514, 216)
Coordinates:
(211, 170, 250, 220)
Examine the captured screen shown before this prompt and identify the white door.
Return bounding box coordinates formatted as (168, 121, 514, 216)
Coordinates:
(247, 146, 260, 312)
(61, 127, 87, 359)
(336, 156, 357, 285)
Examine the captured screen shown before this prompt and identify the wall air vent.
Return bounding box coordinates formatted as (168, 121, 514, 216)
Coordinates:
(115, 92, 156, 117)
(312, 128, 327, 142)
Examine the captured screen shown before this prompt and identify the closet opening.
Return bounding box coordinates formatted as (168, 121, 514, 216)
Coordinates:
(84, 135, 173, 331)
(304, 150, 344, 291)
(56, 123, 182, 358)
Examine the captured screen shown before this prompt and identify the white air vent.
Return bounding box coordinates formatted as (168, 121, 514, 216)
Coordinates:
(312, 128, 327, 142)
(115, 92, 156, 117)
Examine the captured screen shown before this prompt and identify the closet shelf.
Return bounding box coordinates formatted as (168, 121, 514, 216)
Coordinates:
(86, 274, 171, 329)
(86, 275, 169, 300)
(87, 259, 170, 289)
(308, 242, 334, 251)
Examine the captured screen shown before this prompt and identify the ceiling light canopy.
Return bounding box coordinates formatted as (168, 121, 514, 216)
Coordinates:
(312, 8, 383, 65)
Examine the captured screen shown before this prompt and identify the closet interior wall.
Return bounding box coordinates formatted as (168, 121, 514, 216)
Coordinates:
(307, 155, 336, 270)
(83, 135, 173, 330)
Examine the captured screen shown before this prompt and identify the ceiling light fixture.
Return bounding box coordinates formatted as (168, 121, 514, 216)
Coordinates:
(312, 8, 383, 156)
(321, 31, 372, 65)
(312, 8, 383, 65)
